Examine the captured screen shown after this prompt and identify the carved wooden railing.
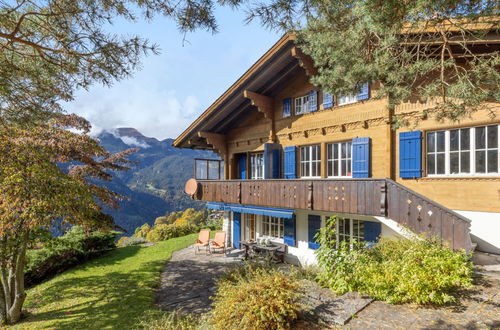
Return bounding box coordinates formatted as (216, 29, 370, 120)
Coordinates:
(190, 178, 472, 251)
(385, 179, 472, 251)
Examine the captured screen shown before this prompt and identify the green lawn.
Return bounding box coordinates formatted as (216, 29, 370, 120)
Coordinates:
(11, 234, 197, 330)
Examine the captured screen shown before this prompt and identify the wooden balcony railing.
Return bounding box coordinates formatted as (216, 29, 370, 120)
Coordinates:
(187, 178, 472, 251)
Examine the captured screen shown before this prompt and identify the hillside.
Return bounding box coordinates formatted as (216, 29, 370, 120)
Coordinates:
(97, 128, 216, 234)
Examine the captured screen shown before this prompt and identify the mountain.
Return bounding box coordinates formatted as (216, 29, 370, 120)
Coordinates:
(96, 128, 216, 234)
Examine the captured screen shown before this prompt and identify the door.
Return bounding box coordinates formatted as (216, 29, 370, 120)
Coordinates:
(238, 153, 247, 179)
(233, 212, 241, 249)
(244, 214, 256, 241)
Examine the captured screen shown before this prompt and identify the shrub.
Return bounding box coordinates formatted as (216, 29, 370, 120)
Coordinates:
(153, 216, 168, 225)
(134, 223, 151, 238)
(211, 262, 301, 330)
(137, 311, 201, 330)
(116, 236, 147, 247)
(25, 226, 118, 287)
(142, 223, 198, 242)
(316, 216, 473, 305)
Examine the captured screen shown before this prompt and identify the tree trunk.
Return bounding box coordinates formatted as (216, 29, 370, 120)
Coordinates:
(0, 235, 28, 325)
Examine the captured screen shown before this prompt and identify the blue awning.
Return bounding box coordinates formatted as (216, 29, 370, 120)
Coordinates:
(206, 202, 294, 219)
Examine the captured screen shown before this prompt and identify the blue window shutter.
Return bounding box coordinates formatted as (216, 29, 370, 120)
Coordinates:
(273, 148, 281, 178)
(322, 92, 334, 109)
(308, 215, 321, 250)
(399, 131, 422, 178)
(233, 212, 241, 249)
(283, 98, 292, 117)
(283, 146, 297, 179)
(364, 221, 381, 243)
(308, 90, 318, 112)
(357, 82, 370, 101)
(264, 143, 281, 179)
(352, 137, 370, 178)
(284, 215, 296, 246)
(238, 153, 247, 179)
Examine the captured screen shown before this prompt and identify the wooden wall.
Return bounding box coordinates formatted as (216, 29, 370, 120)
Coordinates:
(224, 69, 500, 213)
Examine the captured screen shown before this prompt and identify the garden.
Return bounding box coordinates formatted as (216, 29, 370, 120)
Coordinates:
(10, 215, 499, 329)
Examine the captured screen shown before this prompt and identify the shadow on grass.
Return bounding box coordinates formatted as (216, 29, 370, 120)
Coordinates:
(15, 243, 180, 329)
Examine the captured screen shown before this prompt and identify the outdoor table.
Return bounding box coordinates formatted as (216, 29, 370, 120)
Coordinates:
(240, 241, 282, 261)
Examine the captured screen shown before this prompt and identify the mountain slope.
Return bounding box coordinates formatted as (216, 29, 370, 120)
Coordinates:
(97, 128, 216, 234)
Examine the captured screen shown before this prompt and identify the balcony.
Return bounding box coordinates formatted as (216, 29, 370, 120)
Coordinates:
(185, 178, 472, 252)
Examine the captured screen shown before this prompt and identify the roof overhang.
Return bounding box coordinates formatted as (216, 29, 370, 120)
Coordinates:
(173, 33, 301, 150)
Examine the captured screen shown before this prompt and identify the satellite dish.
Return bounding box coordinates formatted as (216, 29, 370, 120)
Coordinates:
(185, 178, 199, 197)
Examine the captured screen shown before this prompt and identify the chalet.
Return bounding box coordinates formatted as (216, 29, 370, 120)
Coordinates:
(174, 32, 500, 265)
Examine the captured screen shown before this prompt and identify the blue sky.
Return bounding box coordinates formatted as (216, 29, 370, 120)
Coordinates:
(66, 6, 281, 140)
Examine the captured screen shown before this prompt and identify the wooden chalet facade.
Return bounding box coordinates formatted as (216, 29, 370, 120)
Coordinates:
(174, 33, 500, 264)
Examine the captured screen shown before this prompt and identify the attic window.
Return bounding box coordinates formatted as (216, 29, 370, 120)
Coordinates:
(295, 95, 310, 115)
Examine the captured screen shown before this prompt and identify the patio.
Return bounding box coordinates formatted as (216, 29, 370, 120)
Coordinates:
(155, 246, 242, 314)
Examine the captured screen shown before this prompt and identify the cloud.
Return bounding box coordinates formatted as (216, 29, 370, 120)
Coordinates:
(119, 136, 150, 148)
(65, 64, 202, 140)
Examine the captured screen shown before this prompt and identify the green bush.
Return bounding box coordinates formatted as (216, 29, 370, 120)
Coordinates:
(136, 311, 201, 330)
(26, 226, 118, 287)
(116, 236, 147, 247)
(316, 216, 473, 305)
(143, 223, 198, 242)
(211, 262, 301, 330)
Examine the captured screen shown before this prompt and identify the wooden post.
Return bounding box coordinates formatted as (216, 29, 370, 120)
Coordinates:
(320, 142, 327, 178)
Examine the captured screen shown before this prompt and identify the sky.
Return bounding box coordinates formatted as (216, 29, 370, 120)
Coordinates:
(65, 6, 281, 140)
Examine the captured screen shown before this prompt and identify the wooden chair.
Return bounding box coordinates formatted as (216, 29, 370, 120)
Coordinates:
(194, 229, 210, 254)
(209, 231, 226, 254)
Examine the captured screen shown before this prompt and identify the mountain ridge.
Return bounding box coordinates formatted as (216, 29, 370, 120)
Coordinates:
(96, 128, 216, 234)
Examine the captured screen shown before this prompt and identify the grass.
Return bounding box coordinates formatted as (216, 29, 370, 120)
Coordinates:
(10, 233, 197, 330)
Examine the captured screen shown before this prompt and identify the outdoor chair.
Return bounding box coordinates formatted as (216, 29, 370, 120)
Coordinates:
(209, 231, 226, 255)
(194, 229, 210, 254)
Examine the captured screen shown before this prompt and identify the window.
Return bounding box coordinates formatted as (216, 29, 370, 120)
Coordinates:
(337, 218, 365, 245)
(194, 158, 223, 180)
(294, 95, 309, 115)
(337, 93, 357, 106)
(327, 141, 352, 177)
(300, 145, 321, 178)
(250, 153, 264, 179)
(427, 125, 499, 176)
(262, 216, 284, 239)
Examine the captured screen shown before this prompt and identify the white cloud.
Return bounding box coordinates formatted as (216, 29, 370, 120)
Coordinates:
(119, 136, 150, 148)
(65, 68, 202, 140)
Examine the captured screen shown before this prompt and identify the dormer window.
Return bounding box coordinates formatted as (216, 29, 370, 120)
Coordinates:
(294, 94, 310, 115)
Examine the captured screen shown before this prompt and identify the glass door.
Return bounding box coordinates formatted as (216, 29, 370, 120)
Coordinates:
(244, 214, 256, 241)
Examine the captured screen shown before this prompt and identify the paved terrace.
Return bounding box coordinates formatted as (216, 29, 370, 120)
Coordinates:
(156, 246, 500, 328)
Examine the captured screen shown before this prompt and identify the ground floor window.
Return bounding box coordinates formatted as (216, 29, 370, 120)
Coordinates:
(262, 216, 284, 239)
(337, 218, 365, 244)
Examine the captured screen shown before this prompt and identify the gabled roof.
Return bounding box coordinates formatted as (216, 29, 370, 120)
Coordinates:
(173, 33, 300, 149)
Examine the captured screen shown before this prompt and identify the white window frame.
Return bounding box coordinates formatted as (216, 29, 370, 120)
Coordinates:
(327, 141, 352, 178)
(300, 145, 321, 178)
(337, 93, 357, 106)
(250, 153, 264, 180)
(336, 217, 366, 248)
(426, 124, 499, 177)
(261, 216, 284, 241)
(294, 94, 310, 115)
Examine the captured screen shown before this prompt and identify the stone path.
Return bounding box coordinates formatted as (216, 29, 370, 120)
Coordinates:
(156, 246, 242, 315)
(343, 274, 500, 329)
(299, 280, 373, 326)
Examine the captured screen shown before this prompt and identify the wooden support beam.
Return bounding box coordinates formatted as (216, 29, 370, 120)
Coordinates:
(243, 90, 274, 120)
(291, 47, 318, 76)
(243, 90, 276, 142)
(198, 132, 227, 156)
